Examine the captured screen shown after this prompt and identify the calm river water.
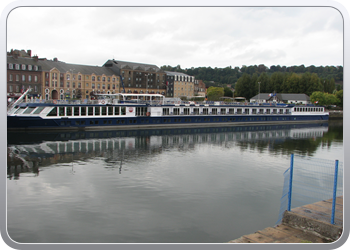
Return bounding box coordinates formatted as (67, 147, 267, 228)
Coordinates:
(7, 121, 343, 243)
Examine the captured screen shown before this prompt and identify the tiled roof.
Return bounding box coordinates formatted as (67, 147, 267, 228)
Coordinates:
(7, 56, 116, 76)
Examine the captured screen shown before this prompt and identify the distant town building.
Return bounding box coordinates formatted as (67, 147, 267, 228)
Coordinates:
(7, 49, 120, 101)
(103, 60, 167, 95)
(165, 71, 195, 98)
(7, 53, 43, 102)
(196, 80, 206, 97)
(7, 49, 192, 101)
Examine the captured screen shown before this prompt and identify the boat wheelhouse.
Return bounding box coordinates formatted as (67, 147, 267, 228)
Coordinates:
(7, 90, 329, 131)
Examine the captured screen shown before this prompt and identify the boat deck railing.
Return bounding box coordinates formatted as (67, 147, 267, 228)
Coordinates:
(11, 98, 300, 108)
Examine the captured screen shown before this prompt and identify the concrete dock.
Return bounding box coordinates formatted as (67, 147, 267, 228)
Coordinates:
(229, 196, 343, 243)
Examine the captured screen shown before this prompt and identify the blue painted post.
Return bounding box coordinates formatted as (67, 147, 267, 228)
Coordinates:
(287, 154, 294, 211)
(331, 160, 339, 225)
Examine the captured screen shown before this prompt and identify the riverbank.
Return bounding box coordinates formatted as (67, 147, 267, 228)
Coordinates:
(229, 196, 343, 243)
(328, 110, 343, 119)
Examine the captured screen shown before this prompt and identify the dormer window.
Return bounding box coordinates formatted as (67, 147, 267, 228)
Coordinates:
(8, 64, 13, 69)
(34, 65, 38, 71)
(15, 64, 20, 70)
(28, 65, 32, 70)
(22, 64, 26, 70)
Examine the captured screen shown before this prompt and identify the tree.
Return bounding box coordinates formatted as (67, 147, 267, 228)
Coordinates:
(234, 73, 251, 99)
(335, 90, 343, 107)
(310, 91, 339, 106)
(207, 86, 224, 101)
(223, 87, 233, 97)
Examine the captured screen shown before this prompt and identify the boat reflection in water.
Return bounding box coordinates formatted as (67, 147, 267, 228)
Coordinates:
(7, 122, 328, 180)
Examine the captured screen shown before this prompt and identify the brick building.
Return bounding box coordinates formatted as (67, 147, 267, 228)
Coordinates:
(103, 59, 167, 95)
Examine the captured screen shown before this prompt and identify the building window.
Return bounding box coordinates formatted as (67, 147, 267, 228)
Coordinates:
(78, 75, 81, 80)
(22, 75, 25, 81)
(28, 65, 32, 70)
(34, 66, 38, 71)
(28, 75, 32, 82)
(9, 74, 13, 81)
(21, 64, 26, 70)
(67, 74, 70, 80)
(9, 64, 13, 69)
(15, 64, 20, 70)
(78, 82, 81, 88)
(34, 76, 38, 82)
(102, 77, 105, 81)
(92, 76, 95, 81)
(92, 83, 95, 89)
(67, 82, 70, 88)
(9, 85, 13, 92)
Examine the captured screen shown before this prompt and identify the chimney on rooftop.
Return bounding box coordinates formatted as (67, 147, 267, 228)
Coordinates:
(53, 58, 58, 62)
(27, 50, 32, 57)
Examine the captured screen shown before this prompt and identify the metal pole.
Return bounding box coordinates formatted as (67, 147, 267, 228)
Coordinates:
(287, 154, 294, 211)
(331, 160, 339, 224)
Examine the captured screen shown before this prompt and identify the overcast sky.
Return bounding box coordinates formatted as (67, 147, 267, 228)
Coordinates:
(6, 6, 344, 69)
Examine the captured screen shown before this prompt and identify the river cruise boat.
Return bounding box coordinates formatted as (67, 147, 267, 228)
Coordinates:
(7, 89, 329, 131)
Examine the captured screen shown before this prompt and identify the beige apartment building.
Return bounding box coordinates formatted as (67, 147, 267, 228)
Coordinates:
(165, 71, 195, 98)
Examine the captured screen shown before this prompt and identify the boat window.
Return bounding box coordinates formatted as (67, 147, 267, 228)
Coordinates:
(237, 108, 242, 114)
(163, 108, 170, 115)
(121, 107, 126, 115)
(279, 109, 284, 114)
(88, 107, 94, 116)
(259, 109, 264, 114)
(203, 108, 208, 115)
(33, 106, 45, 114)
(244, 109, 249, 114)
(184, 108, 190, 115)
(47, 107, 58, 116)
(58, 107, 64, 116)
(102, 107, 107, 115)
(212, 108, 217, 115)
(74, 107, 80, 116)
(229, 108, 235, 114)
(266, 109, 271, 114)
(81, 107, 86, 116)
(14, 107, 26, 114)
(220, 108, 226, 115)
(66, 107, 72, 116)
(252, 109, 257, 114)
(173, 108, 180, 115)
(23, 107, 36, 114)
(95, 107, 100, 116)
(273, 109, 277, 114)
(136, 107, 147, 116)
(115, 107, 120, 115)
(193, 108, 199, 115)
(108, 107, 113, 115)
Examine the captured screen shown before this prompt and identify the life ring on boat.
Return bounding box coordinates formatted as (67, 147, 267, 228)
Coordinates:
(101, 100, 106, 104)
(53, 100, 57, 104)
(146, 112, 150, 116)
